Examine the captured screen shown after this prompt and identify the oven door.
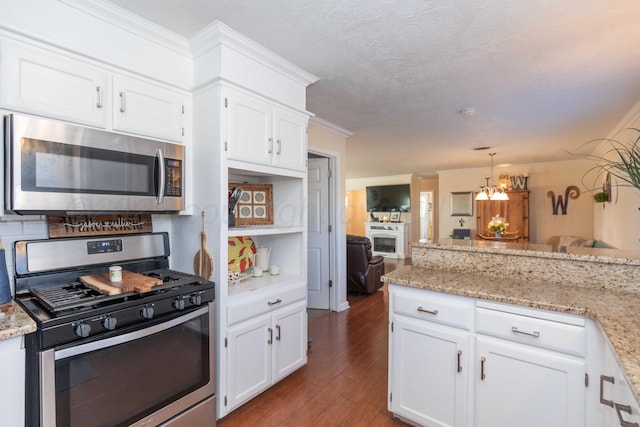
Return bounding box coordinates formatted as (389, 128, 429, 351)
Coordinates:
(39, 305, 214, 427)
(5, 113, 184, 213)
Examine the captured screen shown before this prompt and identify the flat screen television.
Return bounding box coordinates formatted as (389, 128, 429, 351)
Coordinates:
(366, 184, 411, 212)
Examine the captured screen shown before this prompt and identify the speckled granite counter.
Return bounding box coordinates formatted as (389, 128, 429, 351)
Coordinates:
(383, 239, 640, 403)
(0, 301, 36, 340)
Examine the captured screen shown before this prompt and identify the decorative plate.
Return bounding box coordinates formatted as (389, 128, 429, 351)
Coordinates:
(228, 236, 256, 273)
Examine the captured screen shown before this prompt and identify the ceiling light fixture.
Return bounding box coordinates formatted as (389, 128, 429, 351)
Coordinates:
(476, 153, 509, 201)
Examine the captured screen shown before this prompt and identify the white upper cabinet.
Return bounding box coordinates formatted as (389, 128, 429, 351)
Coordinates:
(1, 39, 186, 142)
(112, 75, 184, 142)
(271, 108, 308, 171)
(225, 88, 307, 172)
(1, 40, 108, 128)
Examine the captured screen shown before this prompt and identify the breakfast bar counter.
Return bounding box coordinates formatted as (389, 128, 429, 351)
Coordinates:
(383, 239, 640, 404)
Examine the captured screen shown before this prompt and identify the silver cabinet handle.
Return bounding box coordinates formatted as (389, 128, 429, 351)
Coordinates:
(96, 86, 103, 108)
(480, 356, 486, 380)
(268, 298, 282, 306)
(600, 375, 615, 407)
(417, 306, 438, 315)
(268, 327, 273, 345)
(276, 325, 281, 341)
(119, 91, 126, 112)
(615, 403, 639, 427)
(457, 350, 462, 373)
(276, 139, 282, 155)
(511, 326, 540, 338)
(268, 137, 273, 153)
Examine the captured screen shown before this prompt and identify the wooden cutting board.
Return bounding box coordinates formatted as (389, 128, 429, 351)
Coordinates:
(80, 271, 163, 295)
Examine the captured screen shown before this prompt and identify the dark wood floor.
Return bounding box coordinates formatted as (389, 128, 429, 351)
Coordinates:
(218, 258, 410, 426)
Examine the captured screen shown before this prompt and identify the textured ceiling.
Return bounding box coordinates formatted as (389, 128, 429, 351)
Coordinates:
(107, 0, 640, 179)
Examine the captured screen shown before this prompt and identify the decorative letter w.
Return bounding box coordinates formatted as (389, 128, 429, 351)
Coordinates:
(547, 186, 580, 215)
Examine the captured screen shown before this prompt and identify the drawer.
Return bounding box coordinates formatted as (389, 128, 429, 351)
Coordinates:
(476, 307, 586, 356)
(227, 284, 306, 326)
(390, 285, 473, 330)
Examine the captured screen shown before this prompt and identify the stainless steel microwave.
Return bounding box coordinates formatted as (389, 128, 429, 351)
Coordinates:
(4, 114, 184, 214)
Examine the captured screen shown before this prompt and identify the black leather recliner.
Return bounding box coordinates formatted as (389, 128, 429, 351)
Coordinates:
(346, 234, 385, 294)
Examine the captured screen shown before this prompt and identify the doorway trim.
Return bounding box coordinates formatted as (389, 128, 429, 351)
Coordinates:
(308, 146, 348, 312)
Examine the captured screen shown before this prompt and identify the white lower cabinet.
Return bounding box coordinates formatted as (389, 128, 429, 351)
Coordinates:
(388, 285, 591, 427)
(0, 336, 25, 427)
(390, 316, 470, 427)
(475, 336, 585, 427)
(226, 299, 307, 411)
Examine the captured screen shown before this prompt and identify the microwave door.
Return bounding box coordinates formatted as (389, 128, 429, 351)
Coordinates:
(6, 114, 184, 214)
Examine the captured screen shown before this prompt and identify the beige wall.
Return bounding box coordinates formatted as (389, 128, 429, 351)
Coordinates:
(438, 159, 594, 244)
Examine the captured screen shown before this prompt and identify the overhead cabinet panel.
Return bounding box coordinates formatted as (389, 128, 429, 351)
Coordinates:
(112, 76, 184, 142)
(1, 40, 108, 127)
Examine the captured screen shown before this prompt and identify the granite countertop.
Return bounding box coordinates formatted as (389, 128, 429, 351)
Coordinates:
(383, 265, 640, 401)
(0, 301, 37, 340)
(419, 238, 640, 265)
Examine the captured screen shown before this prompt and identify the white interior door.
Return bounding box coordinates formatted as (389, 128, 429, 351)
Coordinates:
(307, 157, 331, 309)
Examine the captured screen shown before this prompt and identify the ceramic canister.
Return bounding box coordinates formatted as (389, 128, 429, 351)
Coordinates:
(254, 246, 271, 271)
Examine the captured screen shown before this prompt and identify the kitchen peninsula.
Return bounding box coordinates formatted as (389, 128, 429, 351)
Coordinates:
(384, 239, 640, 427)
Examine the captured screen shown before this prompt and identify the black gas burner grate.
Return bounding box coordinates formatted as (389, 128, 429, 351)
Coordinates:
(31, 281, 126, 313)
(29, 268, 205, 314)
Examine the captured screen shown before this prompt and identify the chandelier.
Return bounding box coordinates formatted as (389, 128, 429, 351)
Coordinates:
(476, 153, 509, 201)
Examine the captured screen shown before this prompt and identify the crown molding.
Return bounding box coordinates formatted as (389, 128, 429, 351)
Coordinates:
(58, 0, 191, 57)
(190, 21, 318, 87)
(310, 116, 353, 137)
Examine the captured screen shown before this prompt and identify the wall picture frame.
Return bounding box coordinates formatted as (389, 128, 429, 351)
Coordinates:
(390, 212, 401, 222)
(450, 191, 473, 216)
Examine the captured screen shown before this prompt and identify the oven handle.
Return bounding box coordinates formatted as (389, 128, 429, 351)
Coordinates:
(54, 306, 207, 360)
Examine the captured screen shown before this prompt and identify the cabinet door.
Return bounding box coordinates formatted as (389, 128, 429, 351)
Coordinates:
(225, 90, 272, 165)
(601, 342, 640, 426)
(476, 336, 585, 427)
(272, 108, 307, 171)
(0, 336, 25, 427)
(112, 76, 184, 142)
(390, 316, 469, 427)
(226, 315, 272, 410)
(2, 41, 108, 127)
(272, 301, 307, 382)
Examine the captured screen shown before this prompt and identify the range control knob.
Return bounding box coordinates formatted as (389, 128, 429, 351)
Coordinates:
(141, 305, 155, 319)
(190, 294, 203, 306)
(102, 316, 117, 331)
(74, 322, 91, 338)
(173, 297, 186, 311)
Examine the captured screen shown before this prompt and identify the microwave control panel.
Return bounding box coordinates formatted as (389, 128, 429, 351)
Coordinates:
(165, 159, 182, 197)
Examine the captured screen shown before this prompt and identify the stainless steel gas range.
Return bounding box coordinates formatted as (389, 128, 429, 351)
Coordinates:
(14, 232, 216, 427)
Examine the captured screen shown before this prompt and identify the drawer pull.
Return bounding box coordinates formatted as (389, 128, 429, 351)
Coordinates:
(276, 324, 281, 341)
(268, 298, 283, 306)
(268, 137, 273, 153)
(268, 327, 273, 345)
(457, 350, 462, 373)
(511, 326, 540, 338)
(417, 306, 438, 315)
(480, 356, 486, 380)
(600, 375, 615, 408)
(615, 403, 639, 427)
